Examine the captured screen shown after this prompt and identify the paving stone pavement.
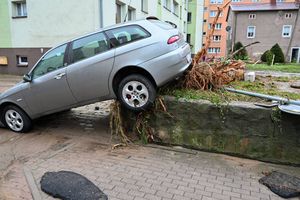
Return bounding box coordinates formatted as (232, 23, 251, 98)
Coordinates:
(25, 144, 300, 200)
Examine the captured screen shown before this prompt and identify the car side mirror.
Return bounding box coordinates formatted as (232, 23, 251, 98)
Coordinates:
(23, 74, 32, 82)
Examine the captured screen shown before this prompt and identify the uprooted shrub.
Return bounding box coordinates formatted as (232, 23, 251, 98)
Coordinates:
(182, 60, 246, 90)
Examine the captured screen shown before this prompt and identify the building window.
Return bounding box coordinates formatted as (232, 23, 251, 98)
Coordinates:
(216, 23, 222, 30)
(128, 6, 136, 21)
(247, 26, 256, 38)
(285, 13, 292, 19)
(282, 25, 292, 37)
(187, 12, 192, 23)
(141, 0, 148, 13)
(186, 34, 191, 44)
(164, 0, 171, 10)
(173, 0, 179, 16)
(210, 11, 217, 17)
(208, 48, 221, 53)
(203, 32, 207, 36)
(17, 56, 28, 67)
(209, 23, 222, 29)
(213, 35, 221, 42)
(204, 7, 208, 11)
(232, 0, 242, 2)
(210, 0, 223, 4)
(116, 2, 125, 23)
(252, 0, 260, 2)
(12, 1, 27, 18)
(277, 0, 285, 2)
(249, 14, 256, 19)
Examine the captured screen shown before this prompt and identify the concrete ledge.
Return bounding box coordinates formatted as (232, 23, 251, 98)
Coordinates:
(123, 96, 300, 165)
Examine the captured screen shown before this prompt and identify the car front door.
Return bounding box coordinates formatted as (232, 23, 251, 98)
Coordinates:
(23, 44, 77, 115)
(66, 31, 115, 103)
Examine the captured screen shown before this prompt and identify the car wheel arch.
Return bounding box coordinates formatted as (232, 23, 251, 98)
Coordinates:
(112, 66, 157, 96)
(0, 102, 32, 122)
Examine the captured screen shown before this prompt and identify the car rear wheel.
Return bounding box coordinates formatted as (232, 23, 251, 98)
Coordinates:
(2, 105, 32, 133)
(118, 74, 156, 112)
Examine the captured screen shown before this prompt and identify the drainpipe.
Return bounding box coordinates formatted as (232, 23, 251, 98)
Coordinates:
(99, 0, 104, 28)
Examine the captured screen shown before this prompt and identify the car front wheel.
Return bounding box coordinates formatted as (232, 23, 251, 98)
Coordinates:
(2, 105, 32, 133)
(118, 74, 156, 112)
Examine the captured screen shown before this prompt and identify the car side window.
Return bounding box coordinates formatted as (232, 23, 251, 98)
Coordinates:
(106, 25, 150, 47)
(32, 44, 67, 79)
(72, 32, 110, 63)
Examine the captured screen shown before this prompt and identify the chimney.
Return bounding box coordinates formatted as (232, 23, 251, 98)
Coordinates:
(270, 0, 276, 5)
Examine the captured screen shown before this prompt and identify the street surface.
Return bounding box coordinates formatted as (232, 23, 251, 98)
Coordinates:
(0, 75, 299, 200)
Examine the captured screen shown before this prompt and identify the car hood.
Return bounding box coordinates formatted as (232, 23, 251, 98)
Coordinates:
(0, 81, 25, 99)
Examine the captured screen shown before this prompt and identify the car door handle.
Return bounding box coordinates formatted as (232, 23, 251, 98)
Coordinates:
(54, 73, 66, 80)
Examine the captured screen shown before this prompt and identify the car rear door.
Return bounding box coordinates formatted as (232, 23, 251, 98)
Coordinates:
(23, 44, 77, 115)
(66, 32, 115, 103)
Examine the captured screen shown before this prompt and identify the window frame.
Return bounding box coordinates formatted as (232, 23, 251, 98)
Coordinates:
(209, 10, 217, 17)
(104, 25, 151, 49)
(12, 1, 27, 18)
(141, 0, 148, 13)
(285, 13, 292, 19)
(249, 14, 256, 19)
(213, 35, 221, 42)
(69, 31, 111, 64)
(30, 44, 69, 79)
(282, 25, 292, 38)
(247, 26, 256, 38)
(17, 55, 28, 67)
(187, 12, 192, 23)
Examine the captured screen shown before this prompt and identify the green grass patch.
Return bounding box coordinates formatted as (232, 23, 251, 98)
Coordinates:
(161, 79, 300, 103)
(247, 63, 300, 73)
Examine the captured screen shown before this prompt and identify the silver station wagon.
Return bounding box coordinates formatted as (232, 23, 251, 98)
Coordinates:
(0, 19, 192, 133)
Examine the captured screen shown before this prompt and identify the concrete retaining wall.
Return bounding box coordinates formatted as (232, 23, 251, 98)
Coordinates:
(123, 96, 300, 165)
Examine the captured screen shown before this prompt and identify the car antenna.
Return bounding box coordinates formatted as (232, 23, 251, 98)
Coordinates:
(123, 0, 132, 22)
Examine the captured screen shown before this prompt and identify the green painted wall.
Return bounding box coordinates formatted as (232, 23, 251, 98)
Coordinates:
(0, 0, 12, 47)
(187, 0, 197, 53)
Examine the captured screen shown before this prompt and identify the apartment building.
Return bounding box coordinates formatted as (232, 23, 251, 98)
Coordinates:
(187, 0, 205, 54)
(0, 0, 194, 75)
(227, 2, 300, 62)
(202, 0, 295, 59)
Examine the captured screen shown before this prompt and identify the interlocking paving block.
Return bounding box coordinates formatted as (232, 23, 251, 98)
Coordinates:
(259, 171, 300, 198)
(40, 171, 108, 200)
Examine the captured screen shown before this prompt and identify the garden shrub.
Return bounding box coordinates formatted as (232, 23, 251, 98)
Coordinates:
(233, 42, 248, 60)
(270, 43, 285, 63)
(261, 50, 268, 62)
(266, 50, 274, 66)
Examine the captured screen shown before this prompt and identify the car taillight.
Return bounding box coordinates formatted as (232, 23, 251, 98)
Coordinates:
(167, 35, 180, 44)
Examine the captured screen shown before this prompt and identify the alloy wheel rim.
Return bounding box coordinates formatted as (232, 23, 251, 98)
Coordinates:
(5, 110, 24, 132)
(122, 81, 149, 108)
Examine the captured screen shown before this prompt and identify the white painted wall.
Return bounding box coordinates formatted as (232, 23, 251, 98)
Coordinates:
(194, 0, 204, 54)
(9, 0, 101, 47)
(8, 0, 189, 48)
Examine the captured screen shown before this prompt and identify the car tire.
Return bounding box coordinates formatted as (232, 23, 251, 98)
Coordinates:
(118, 74, 156, 112)
(1, 105, 32, 133)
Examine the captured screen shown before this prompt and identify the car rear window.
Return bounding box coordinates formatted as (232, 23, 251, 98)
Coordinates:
(106, 25, 150, 47)
(149, 20, 174, 30)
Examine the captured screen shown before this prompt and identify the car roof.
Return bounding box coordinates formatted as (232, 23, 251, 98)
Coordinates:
(55, 19, 149, 47)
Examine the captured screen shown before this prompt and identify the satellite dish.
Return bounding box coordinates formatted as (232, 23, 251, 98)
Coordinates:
(226, 26, 231, 32)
